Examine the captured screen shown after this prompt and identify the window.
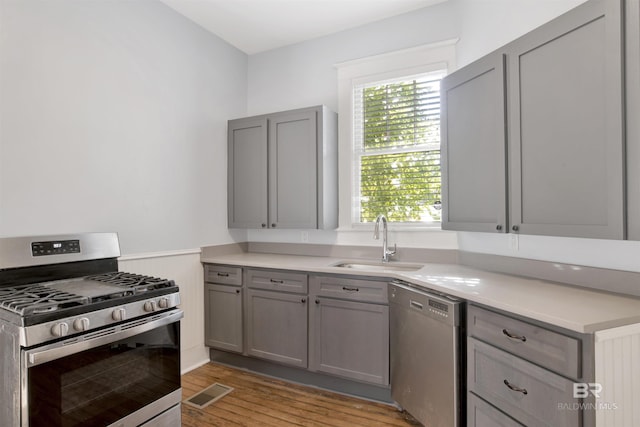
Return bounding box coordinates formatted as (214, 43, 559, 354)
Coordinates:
(353, 71, 445, 224)
(335, 40, 456, 228)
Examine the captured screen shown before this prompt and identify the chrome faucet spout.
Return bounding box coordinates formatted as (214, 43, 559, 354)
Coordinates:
(373, 214, 396, 262)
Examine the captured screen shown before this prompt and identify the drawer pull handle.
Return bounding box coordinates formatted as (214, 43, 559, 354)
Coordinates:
(217, 272, 229, 277)
(502, 329, 527, 342)
(270, 279, 284, 284)
(504, 379, 528, 395)
(342, 286, 359, 292)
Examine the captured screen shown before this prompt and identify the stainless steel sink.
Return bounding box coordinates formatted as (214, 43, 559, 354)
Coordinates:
(332, 261, 423, 272)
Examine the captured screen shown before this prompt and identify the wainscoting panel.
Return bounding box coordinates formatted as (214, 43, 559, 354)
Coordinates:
(594, 323, 640, 426)
(119, 249, 208, 373)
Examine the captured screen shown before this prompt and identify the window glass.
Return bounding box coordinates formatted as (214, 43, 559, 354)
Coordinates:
(353, 71, 445, 223)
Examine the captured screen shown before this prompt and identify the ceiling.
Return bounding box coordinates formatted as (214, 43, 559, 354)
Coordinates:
(160, 0, 446, 55)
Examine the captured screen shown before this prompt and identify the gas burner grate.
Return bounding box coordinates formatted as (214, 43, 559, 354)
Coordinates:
(0, 285, 89, 316)
(86, 272, 176, 293)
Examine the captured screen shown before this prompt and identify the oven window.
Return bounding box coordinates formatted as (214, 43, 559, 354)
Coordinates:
(28, 321, 180, 426)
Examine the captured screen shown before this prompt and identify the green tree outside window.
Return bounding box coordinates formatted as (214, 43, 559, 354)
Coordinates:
(356, 74, 443, 223)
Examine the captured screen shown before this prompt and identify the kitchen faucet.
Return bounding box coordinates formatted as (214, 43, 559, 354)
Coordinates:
(373, 214, 396, 263)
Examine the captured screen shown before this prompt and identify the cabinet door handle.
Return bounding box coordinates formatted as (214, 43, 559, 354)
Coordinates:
(261, 223, 266, 228)
(512, 225, 519, 232)
(504, 379, 528, 395)
(272, 223, 277, 228)
(496, 224, 503, 231)
(315, 299, 320, 304)
(236, 289, 240, 294)
(342, 286, 359, 292)
(502, 329, 527, 342)
(270, 279, 284, 284)
(301, 298, 306, 303)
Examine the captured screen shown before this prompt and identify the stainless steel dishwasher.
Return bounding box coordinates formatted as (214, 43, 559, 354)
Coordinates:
(389, 280, 463, 427)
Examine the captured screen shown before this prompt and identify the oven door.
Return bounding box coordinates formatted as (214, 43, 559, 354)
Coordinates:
(22, 310, 183, 427)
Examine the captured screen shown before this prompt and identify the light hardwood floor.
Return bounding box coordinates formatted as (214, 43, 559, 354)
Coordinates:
(181, 363, 420, 427)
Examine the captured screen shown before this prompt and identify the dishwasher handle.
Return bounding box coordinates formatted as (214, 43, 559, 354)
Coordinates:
(410, 300, 424, 310)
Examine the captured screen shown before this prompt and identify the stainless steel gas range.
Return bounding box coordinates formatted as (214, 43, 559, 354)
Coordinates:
(0, 233, 183, 427)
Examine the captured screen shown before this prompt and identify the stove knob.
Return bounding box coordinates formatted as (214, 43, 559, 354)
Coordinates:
(112, 308, 126, 321)
(51, 322, 69, 338)
(144, 300, 157, 312)
(158, 297, 170, 309)
(73, 317, 90, 332)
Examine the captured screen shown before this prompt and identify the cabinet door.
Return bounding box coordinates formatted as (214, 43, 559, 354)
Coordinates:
(268, 110, 318, 228)
(508, 0, 624, 239)
(627, 0, 640, 239)
(204, 284, 243, 353)
(441, 53, 508, 233)
(228, 117, 268, 228)
(246, 289, 308, 368)
(309, 297, 389, 385)
(467, 393, 524, 427)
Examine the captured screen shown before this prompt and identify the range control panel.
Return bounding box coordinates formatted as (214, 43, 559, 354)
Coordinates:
(32, 240, 81, 257)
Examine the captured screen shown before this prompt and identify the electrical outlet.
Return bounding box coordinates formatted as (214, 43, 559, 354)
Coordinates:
(509, 233, 519, 251)
(301, 231, 309, 243)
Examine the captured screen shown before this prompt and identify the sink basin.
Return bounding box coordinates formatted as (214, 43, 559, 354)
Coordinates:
(332, 261, 423, 272)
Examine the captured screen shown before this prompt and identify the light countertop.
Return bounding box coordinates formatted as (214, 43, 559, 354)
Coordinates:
(200, 252, 640, 334)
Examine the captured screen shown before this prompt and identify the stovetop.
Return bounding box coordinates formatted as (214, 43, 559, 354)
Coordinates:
(0, 271, 178, 326)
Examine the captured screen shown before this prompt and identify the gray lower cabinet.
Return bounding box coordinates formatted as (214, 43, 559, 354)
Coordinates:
(309, 275, 389, 386)
(441, 52, 507, 233)
(627, 0, 640, 239)
(441, 0, 625, 239)
(467, 304, 594, 427)
(228, 105, 338, 230)
(204, 283, 243, 353)
(204, 265, 243, 353)
(245, 268, 309, 368)
(467, 393, 524, 427)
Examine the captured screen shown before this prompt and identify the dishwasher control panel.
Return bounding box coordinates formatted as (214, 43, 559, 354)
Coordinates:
(389, 281, 461, 326)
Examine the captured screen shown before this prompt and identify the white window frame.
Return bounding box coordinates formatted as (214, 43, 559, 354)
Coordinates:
(335, 40, 458, 230)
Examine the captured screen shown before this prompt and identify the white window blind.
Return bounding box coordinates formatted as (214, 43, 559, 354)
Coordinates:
(353, 70, 445, 223)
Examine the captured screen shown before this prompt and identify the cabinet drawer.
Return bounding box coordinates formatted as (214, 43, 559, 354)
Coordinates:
(467, 392, 524, 427)
(247, 268, 308, 294)
(309, 275, 388, 304)
(468, 305, 580, 378)
(468, 337, 579, 427)
(204, 264, 242, 286)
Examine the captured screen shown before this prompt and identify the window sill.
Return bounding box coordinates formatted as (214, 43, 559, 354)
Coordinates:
(337, 223, 445, 232)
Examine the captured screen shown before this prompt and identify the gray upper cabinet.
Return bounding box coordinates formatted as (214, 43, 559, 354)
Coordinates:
(627, 0, 640, 240)
(441, 53, 507, 233)
(442, 0, 625, 240)
(508, 0, 624, 239)
(228, 105, 338, 230)
(228, 118, 268, 228)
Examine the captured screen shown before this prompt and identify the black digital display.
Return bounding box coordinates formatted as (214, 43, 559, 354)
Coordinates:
(32, 240, 81, 257)
(428, 299, 448, 312)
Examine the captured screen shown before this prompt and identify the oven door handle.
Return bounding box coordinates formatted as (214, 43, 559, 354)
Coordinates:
(25, 310, 184, 367)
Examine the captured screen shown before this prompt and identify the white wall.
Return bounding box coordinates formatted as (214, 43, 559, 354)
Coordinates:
(455, 0, 586, 67)
(0, 0, 247, 255)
